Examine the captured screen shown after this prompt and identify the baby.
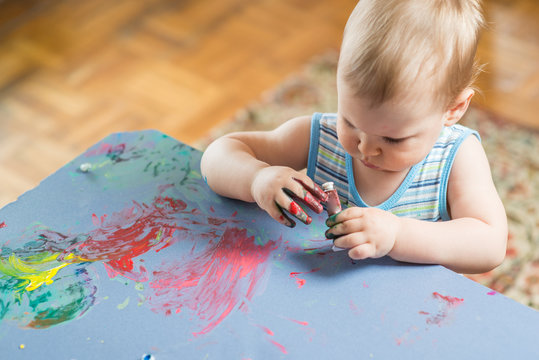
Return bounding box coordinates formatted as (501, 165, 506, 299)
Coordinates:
(201, 0, 507, 274)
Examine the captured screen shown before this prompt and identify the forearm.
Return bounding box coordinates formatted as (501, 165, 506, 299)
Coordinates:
(390, 217, 507, 274)
(200, 136, 268, 202)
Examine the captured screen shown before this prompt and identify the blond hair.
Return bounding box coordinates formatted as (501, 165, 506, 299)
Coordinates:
(339, 0, 484, 109)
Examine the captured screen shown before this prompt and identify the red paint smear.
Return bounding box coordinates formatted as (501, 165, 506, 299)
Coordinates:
(285, 317, 309, 326)
(208, 217, 227, 226)
(289, 268, 320, 288)
(60, 195, 187, 281)
(0, 221, 6, 228)
(149, 227, 279, 336)
(432, 292, 464, 306)
(256, 324, 274, 336)
(487, 291, 496, 296)
(85, 142, 126, 157)
(269, 339, 288, 354)
(425, 292, 464, 326)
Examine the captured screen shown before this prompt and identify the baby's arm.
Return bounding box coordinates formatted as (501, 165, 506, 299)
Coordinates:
(327, 136, 507, 273)
(201, 115, 327, 226)
(390, 135, 507, 273)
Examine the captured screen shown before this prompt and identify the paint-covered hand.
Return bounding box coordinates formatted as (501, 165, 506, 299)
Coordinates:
(251, 166, 328, 227)
(325, 207, 400, 260)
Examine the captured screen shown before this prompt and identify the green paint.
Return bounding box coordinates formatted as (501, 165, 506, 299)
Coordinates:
(117, 297, 130, 310)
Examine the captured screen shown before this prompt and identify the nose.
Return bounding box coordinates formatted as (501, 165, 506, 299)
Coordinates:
(358, 134, 381, 157)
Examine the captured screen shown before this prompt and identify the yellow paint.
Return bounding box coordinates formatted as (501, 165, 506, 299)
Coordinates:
(0, 252, 87, 292)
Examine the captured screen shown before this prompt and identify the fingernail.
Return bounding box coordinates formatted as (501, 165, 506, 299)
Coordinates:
(325, 230, 335, 239)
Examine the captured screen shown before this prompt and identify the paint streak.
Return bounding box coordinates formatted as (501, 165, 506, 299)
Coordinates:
(117, 296, 130, 310)
(0, 189, 236, 329)
(0, 252, 80, 291)
(397, 292, 464, 345)
(0, 265, 97, 329)
(289, 268, 320, 288)
(425, 292, 464, 326)
(149, 227, 279, 336)
(432, 292, 464, 305)
(487, 290, 496, 296)
(269, 339, 288, 354)
(284, 317, 309, 326)
(256, 324, 275, 336)
(0, 221, 6, 228)
(59, 195, 187, 282)
(84, 143, 126, 160)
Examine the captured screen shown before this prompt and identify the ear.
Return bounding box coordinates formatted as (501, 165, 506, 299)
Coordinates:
(444, 88, 474, 126)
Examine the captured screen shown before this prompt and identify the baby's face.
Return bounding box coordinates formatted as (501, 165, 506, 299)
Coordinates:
(336, 77, 447, 173)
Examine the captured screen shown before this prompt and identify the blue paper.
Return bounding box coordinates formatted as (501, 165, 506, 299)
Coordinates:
(0, 130, 537, 359)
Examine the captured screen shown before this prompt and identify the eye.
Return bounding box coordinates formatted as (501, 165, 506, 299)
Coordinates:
(382, 137, 404, 145)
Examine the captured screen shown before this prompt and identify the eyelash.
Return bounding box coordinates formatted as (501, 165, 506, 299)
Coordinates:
(343, 118, 405, 144)
(383, 137, 403, 145)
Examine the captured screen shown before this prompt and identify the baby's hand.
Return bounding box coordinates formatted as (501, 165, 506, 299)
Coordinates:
(325, 207, 400, 260)
(251, 166, 328, 227)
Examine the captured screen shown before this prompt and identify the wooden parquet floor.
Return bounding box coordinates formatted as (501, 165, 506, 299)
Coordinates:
(0, 0, 538, 208)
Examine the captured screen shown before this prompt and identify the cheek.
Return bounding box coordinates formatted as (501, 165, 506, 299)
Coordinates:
(336, 126, 357, 153)
(385, 142, 433, 168)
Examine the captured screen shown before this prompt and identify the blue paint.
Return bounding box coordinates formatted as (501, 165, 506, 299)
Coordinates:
(141, 354, 155, 360)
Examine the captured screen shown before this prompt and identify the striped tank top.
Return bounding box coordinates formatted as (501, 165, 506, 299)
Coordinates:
(306, 113, 480, 221)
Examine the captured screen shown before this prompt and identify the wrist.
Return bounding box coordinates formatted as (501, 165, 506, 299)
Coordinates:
(248, 164, 270, 202)
(388, 215, 406, 257)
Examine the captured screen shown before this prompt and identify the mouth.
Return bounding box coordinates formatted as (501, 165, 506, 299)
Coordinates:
(360, 159, 380, 170)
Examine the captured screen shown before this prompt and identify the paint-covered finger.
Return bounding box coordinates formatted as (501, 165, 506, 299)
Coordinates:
(294, 178, 328, 202)
(287, 200, 312, 225)
(326, 207, 364, 227)
(283, 186, 323, 214)
(280, 197, 311, 225)
(286, 179, 324, 213)
(274, 202, 296, 228)
(278, 189, 312, 225)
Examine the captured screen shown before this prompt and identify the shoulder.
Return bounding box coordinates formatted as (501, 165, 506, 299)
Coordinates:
(446, 133, 504, 222)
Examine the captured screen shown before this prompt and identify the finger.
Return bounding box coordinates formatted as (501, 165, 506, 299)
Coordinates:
(272, 201, 296, 228)
(284, 187, 323, 214)
(326, 207, 364, 227)
(332, 232, 367, 250)
(294, 178, 328, 202)
(325, 218, 364, 240)
(287, 200, 312, 225)
(278, 190, 312, 225)
(348, 243, 375, 260)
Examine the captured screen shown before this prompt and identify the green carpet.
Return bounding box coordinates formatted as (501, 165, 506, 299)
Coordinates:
(196, 52, 539, 310)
